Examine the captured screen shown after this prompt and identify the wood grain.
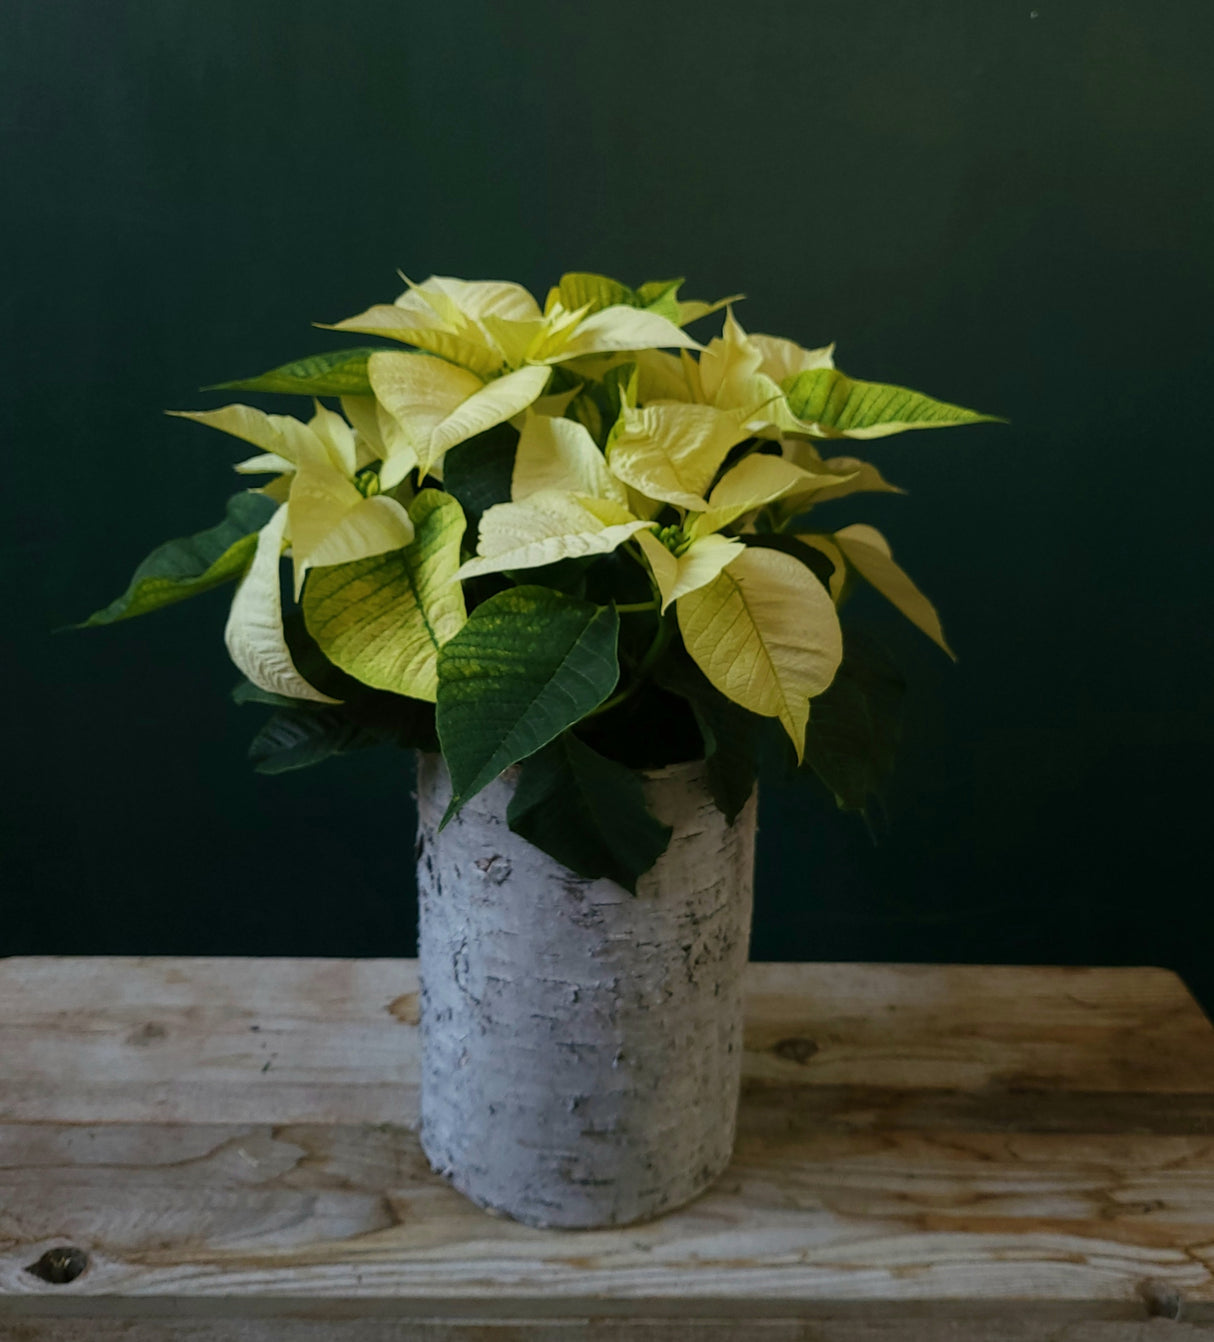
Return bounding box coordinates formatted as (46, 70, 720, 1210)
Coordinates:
(0, 958, 1211, 1338)
(1, 1319, 1212, 1341)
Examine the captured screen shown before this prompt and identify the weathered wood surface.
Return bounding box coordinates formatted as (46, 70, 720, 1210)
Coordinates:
(3, 1320, 1214, 1341)
(0, 958, 1212, 1341)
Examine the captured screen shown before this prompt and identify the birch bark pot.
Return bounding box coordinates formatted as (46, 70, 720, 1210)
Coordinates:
(414, 751, 758, 1230)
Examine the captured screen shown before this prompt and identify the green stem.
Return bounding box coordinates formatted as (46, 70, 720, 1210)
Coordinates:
(622, 538, 649, 565)
(585, 611, 675, 720)
(614, 600, 659, 614)
(635, 611, 675, 678)
(586, 687, 633, 719)
(622, 537, 665, 607)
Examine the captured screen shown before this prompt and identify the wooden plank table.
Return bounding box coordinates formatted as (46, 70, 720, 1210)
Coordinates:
(0, 958, 1212, 1340)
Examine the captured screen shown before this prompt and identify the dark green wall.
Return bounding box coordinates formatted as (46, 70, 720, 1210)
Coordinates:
(5, 1, 1212, 1004)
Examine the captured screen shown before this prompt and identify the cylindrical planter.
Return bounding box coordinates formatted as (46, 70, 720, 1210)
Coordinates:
(414, 751, 758, 1230)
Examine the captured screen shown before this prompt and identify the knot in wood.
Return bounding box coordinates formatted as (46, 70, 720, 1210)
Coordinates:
(126, 1020, 167, 1046)
(1138, 1279, 1183, 1320)
(26, 1246, 89, 1285)
(773, 1036, 820, 1065)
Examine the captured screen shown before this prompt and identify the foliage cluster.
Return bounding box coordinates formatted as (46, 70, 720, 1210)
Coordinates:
(84, 271, 997, 889)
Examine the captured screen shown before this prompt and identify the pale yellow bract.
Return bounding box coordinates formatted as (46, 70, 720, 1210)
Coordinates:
(328, 274, 703, 376)
(223, 504, 341, 705)
(328, 274, 704, 483)
(634, 308, 835, 439)
(677, 546, 843, 760)
(170, 400, 415, 597)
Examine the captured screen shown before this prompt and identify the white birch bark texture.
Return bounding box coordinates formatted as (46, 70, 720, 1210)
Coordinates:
(414, 752, 758, 1230)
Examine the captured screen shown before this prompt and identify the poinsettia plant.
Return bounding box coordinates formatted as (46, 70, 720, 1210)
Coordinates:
(82, 271, 999, 890)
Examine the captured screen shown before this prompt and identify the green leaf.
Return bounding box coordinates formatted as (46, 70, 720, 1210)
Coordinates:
(568, 391, 603, 444)
(600, 360, 638, 418)
(436, 587, 620, 818)
(567, 360, 637, 447)
(539, 363, 584, 398)
(248, 708, 378, 775)
(782, 367, 1003, 439)
(506, 554, 595, 596)
(634, 279, 741, 328)
(208, 348, 378, 397)
(801, 627, 906, 812)
(507, 733, 672, 892)
(236, 663, 440, 766)
(556, 272, 637, 314)
(656, 653, 761, 824)
(635, 278, 684, 323)
(79, 491, 276, 626)
(439, 421, 518, 527)
(302, 489, 467, 702)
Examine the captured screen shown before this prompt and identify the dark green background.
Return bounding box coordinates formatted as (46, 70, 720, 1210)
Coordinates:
(6, 1, 1212, 1004)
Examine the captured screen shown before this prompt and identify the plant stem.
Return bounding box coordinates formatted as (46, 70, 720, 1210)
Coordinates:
(614, 600, 660, 614)
(585, 611, 675, 720)
(585, 687, 633, 719)
(622, 537, 665, 607)
(635, 611, 675, 679)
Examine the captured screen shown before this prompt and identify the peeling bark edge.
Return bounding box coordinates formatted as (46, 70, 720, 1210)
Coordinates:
(415, 752, 758, 1230)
